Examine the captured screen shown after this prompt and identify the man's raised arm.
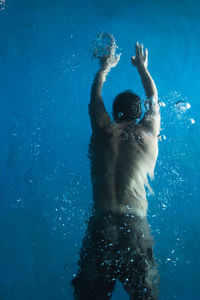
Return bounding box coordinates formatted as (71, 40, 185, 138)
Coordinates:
(89, 44, 120, 131)
(131, 42, 160, 135)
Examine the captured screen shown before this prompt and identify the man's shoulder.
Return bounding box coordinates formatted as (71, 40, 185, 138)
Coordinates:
(91, 121, 153, 141)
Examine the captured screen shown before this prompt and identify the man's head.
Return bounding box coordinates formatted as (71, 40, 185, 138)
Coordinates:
(112, 90, 142, 123)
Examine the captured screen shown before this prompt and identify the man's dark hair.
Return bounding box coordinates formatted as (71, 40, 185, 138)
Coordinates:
(112, 90, 142, 122)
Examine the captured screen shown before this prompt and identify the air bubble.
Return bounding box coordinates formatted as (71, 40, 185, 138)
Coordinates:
(175, 101, 191, 112)
(159, 101, 166, 107)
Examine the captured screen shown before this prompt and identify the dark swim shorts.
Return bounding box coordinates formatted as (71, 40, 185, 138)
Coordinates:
(72, 212, 159, 300)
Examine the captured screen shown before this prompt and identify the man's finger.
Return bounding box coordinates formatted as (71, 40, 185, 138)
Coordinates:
(131, 56, 137, 65)
(141, 44, 144, 56)
(145, 48, 148, 60)
(135, 42, 140, 57)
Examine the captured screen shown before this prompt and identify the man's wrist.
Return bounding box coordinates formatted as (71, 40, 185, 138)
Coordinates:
(137, 64, 148, 74)
(100, 66, 111, 74)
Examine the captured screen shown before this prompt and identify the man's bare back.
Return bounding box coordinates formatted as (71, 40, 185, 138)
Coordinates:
(72, 40, 160, 300)
(89, 120, 159, 217)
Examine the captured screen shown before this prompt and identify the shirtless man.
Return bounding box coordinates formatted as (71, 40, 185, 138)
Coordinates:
(72, 42, 160, 300)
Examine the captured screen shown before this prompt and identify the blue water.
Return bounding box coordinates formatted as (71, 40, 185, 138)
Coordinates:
(0, 0, 200, 299)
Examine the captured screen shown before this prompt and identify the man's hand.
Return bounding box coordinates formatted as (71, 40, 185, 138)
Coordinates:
(100, 53, 121, 72)
(92, 33, 121, 72)
(131, 42, 148, 70)
(131, 42, 158, 102)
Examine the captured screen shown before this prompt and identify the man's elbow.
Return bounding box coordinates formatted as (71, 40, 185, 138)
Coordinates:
(151, 90, 158, 102)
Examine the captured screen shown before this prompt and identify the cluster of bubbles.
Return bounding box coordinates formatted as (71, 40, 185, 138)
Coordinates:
(30, 122, 41, 159)
(45, 173, 89, 240)
(169, 92, 194, 124)
(0, 0, 6, 11)
(89, 32, 121, 68)
(144, 91, 198, 284)
(174, 98, 195, 124)
(175, 100, 191, 112)
(155, 91, 195, 142)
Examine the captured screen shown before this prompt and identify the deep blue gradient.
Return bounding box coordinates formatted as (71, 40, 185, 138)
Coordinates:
(0, 0, 200, 299)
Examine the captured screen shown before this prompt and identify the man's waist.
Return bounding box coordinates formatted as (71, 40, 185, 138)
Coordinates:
(93, 200, 147, 218)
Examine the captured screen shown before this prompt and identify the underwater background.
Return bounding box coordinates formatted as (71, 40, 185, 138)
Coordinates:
(0, 0, 200, 299)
